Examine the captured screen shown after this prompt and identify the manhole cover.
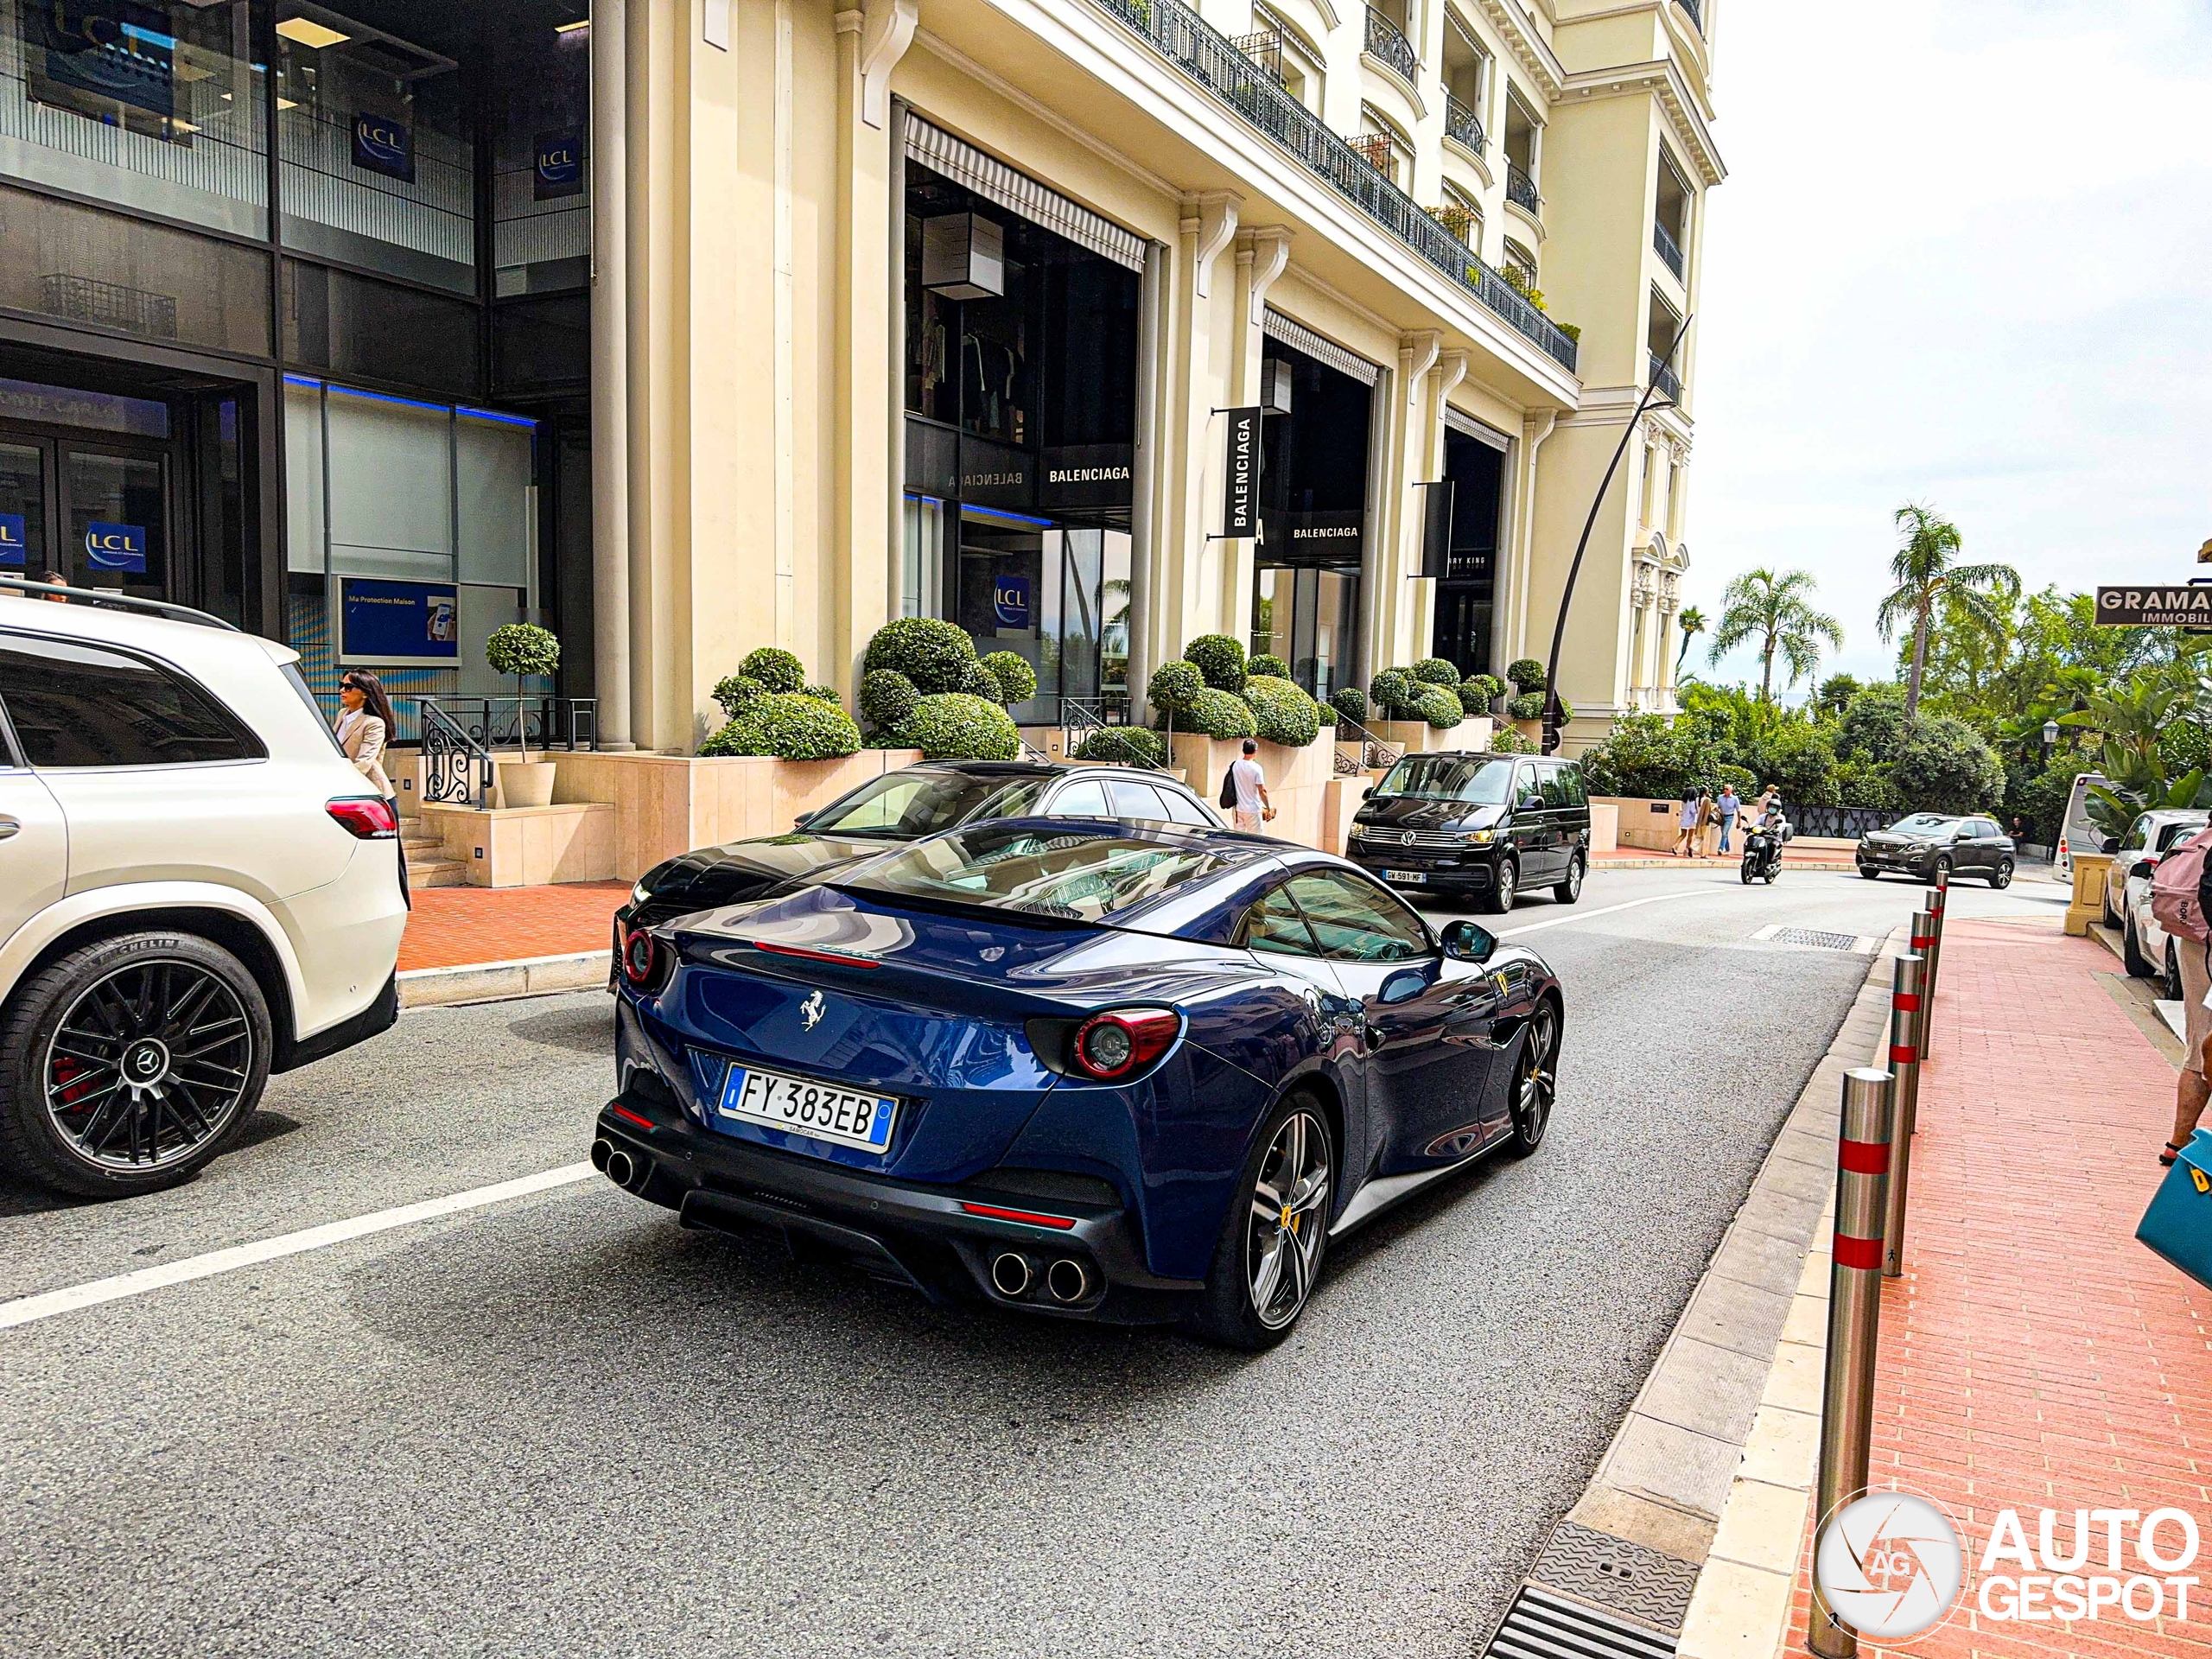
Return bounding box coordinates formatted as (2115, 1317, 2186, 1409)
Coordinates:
(1770, 927, 1860, 950)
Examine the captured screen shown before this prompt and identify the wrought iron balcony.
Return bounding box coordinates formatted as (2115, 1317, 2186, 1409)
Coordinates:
(1085, 0, 1579, 372)
(1675, 0, 1705, 35)
(1444, 93, 1486, 156)
(1653, 219, 1685, 279)
(1506, 162, 1541, 215)
(1363, 7, 1420, 86)
(1649, 352, 1683, 404)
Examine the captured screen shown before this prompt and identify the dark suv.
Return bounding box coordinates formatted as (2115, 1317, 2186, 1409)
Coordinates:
(1344, 751, 1592, 912)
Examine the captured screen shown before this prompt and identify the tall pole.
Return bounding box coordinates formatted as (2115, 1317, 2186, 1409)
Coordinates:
(1539, 315, 1691, 753)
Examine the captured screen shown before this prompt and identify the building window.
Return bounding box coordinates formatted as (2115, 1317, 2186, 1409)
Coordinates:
(1441, 14, 1488, 148)
(1352, 106, 1412, 189)
(1433, 184, 1481, 251)
(1503, 89, 1541, 211)
(1501, 238, 1538, 291)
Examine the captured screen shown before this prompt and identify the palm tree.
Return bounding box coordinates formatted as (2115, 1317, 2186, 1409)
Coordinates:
(1877, 503, 2019, 719)
(1707, 568, 1843, 702)
(1674, 605, 1706, 680)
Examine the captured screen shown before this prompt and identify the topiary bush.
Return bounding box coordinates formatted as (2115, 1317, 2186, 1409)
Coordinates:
(898, 692, 1021, 760)
(1370, 667, 1421, 719)
(864, 617, 981, 695)
(1315, 699, 1338, 727)
(1509, 691, 1546, 721)
(857, 668, 918, 733)
(739, 646, 805, 694)
(699, 692, 862, 760)
(980, 651, 1038, 706)
(1147, 659, 1205, 715)
(712, 673, 768, 721)
(1416, 685, 1464, 729)
(803, 683, 840, 706)
(1331, 687, 1368, 727)
(1185, 633, 1248, 694)
(957, 657, 997, 698)
(1463, 672, 1505, 708)
(1249, 653, 1291, 682)
(1072, 727, 1166, 767)
(1507, 658, 1546, 691)
(1179, 687, 1258, 740)
(1411, 657, 1460, 687)
(1488, 726, 1537, 754)
(1244, 676, 1322, 747)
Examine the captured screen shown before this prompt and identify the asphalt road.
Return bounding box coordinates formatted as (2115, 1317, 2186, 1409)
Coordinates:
(0, 865, 2068, 1658)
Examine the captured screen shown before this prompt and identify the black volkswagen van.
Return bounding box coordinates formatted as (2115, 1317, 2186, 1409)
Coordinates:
(1344, 751, 1593, 912)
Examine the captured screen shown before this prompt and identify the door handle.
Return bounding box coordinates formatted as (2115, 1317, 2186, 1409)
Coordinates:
(0, 816, 18, 841)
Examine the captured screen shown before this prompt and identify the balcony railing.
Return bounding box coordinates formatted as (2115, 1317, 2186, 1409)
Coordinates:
(1506, 162, 1541, 215)
(1363, 7, 1420, 86)
(1649, 352, 1683, 404)
(1675, 0, 1705, 35)
(1084, 0, 1578, 372)
(1653, 219, 1685, 279)
(1444, 92, 1486, 156)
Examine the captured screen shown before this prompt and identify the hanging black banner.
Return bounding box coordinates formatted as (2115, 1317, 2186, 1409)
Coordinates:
(1414, 480, 1455, 579)
(1217, 407, 1262, 538)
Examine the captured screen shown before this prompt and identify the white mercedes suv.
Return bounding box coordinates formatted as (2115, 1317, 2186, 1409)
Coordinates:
(0, 578, 408, 1198)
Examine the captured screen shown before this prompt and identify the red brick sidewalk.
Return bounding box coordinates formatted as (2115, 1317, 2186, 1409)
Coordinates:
(1785, 917, 2212, 1659)
(397, 881, 629, 972)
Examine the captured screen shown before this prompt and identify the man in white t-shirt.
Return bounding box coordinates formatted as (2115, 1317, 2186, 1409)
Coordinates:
(1229, 739, 1273, 832)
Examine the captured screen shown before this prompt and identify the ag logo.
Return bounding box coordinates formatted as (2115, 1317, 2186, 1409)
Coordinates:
(1814, 1491, 1966, 1640)
(799, 989, 825, 1031)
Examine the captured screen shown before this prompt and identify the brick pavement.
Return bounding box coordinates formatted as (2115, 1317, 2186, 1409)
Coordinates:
(1783, 916, 2212, 1658)
(397, 880, 629, 973)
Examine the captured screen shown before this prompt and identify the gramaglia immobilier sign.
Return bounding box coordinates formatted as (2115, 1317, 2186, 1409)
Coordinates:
(2095, 586, 2212, 626)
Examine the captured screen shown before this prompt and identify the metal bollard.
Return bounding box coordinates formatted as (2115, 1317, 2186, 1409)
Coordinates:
(1807, 1067, 1896, 1659)
(1910, 906, 1938, 1062)
(1881, 955, 1925, 1277)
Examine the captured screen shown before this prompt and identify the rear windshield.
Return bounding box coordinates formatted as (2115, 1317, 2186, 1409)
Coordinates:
(839, 823, 1226, 923)
(1375, 755, 1516, 804)
(809, 771, 1046, 838)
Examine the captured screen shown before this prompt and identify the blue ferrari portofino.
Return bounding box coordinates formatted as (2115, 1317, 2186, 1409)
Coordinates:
(596, 818, 1563, 1347)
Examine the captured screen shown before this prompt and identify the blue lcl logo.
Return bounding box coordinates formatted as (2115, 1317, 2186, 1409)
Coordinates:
(534, 127, 584, 200)
(0, 512, 23, 567)
(352, 112, 415, 183)
(993, 575, 1032, 628)
(86, 522, 146, 573)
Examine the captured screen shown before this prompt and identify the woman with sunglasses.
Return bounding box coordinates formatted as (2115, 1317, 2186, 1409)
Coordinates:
(336, 670, 409, 899)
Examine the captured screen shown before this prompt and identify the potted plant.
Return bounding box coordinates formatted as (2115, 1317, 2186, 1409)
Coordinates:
(485, 621, 562, 809)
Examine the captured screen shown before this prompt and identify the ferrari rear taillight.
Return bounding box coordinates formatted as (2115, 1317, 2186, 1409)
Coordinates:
(1069, 1008, 1181, 1081)
(620, 926, 666, 990)
(326, 797, 397, 839)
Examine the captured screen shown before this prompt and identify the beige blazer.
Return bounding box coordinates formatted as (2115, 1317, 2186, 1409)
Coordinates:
(336, 709, 394, 799)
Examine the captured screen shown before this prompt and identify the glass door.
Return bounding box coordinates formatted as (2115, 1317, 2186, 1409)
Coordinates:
(0, 442, 48, 581)
(61, 447, 168, 606)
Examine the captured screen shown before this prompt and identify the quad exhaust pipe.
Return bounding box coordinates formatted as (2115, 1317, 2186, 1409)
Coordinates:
(592, 1137, 641, 1192)
(990, 1250, 1094, 1304)
(989, 1252, 1033, 1297)
(1046, 1258, 1090, 1305)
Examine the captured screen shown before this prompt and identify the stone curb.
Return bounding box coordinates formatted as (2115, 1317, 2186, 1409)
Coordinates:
(398, 951, 610, 1008)
(1478, 927, 1903, 1653)
(1593, 858, 1859, 873)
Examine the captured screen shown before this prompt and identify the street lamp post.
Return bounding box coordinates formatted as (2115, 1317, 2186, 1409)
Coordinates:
(2041, 717, 2058, 768)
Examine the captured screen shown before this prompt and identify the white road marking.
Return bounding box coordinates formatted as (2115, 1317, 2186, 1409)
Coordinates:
(0, 1163, 595, 1332)
(1497, 887, 1718, 938)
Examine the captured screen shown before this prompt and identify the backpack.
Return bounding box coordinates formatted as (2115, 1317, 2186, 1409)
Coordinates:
(1220, 766, 1238, 810)
(2150, 823, 2212, 945)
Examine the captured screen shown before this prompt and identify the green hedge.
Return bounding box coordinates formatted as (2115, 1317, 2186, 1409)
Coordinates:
(1507, 658, 1546, 691)
(740, 646, 805, 694)
(803, 683, 840, 707)
(981, 651, 1038, 705)
(1179, 687, 1257, 739)
(1417, 686, 1464, 729)
(1370, 667, 1420, 719)
(1509, 691, 1546, 721)
(1244, 675, 1322, 747)
(700, 692, 862, 760)
(1331, 687, 1368, 726)
(1411, 657, 1460, 687)
(1185, 634, 1247, 693)
(899, 693, 1021, 760)
(857, 668, 918, 733)
(1489, 727, 1537, 754)
(1249, 653, 1291, 681)
(1147, 659, 1205, 715)
(1072, 727, 1166, 767)
(711, 673, 767, 721)
(1462, 672, 1505, 707)
(864, 617, 980, 695)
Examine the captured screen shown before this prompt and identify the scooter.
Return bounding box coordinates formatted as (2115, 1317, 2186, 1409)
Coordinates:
(1740, 816, 1790, 884)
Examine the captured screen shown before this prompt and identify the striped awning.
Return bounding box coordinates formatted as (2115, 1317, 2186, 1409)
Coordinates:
(903, 113, 1147, 272)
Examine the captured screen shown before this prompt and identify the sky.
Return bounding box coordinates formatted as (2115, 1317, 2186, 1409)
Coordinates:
(1685, 0, 2212, 695)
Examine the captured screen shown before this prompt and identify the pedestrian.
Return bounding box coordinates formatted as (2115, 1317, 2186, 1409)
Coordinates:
(336, 670, 410, 899)
(1716, 783, 1742, 854)
(2010, 813, 2026, 842)
(1225, 738, 1274, 833)
(1695, 788, 1718, 856)
(40, 569, 68, 602)
(2160, 823, 2212, 1167)
(1675, 787, 1699, 856)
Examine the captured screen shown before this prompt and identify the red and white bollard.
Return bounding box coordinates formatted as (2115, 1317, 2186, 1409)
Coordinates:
(1912, 904, 1940, 1063)
(1882, 954, 1925, 1278)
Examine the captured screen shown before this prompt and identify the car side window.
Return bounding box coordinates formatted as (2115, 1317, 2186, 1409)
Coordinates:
(2124, 816, 2150, 852)
(1157, 786, 1214, 827)
(1107, 779, 1169, 819)
(1554, 764, 1586, 810)
(1537, 763, 1571, 810)
(0, 634, 262, 768)
(1239, 884, 1320, 957)
(1511, 763, 1536, 806)
(1282, 871, 1430, 963)
(1046, 779, 1111, 817)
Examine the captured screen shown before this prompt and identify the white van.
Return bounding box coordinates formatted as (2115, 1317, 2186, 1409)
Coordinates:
(2053, 772, 2107, 882)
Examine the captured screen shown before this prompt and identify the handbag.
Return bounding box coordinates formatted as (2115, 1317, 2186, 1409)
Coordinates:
(2138, 1128, 2212, 1293)
(1220, 766, 1238, 810)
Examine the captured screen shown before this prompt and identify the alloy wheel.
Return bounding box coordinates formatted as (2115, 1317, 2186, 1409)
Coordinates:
(1495, 861, 1517, 911)
(1993, 859, 2013, 889)
(43, 961, 255, 1173)
(1511, 1006, 1557, 1154)
(1245, 1109, 1331, 1331)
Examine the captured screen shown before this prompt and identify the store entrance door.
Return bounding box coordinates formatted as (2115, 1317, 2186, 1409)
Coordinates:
(0, 427, 172, 606)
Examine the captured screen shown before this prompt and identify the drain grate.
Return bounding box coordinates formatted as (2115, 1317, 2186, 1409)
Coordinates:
(1483, 1584, 1678, 1659)
(1525, 1522, 1698, 1632)
(1770, 926, 1860, 950)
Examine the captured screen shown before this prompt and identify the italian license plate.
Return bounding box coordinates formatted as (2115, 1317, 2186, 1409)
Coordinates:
(1382, 868, 1427, 885)
(714, 1062, 898, 1154)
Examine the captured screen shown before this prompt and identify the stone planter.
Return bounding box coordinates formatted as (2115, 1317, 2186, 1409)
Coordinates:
(496, 759, 556, 809)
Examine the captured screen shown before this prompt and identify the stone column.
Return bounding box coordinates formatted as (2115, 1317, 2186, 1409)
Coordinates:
(588, 0, 632, 747)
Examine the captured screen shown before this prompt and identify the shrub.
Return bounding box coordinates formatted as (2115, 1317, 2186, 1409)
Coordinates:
(1185, 633, 1247, 694)
(739, 646, 805, 694)
(1506, 657, 1546, 691)
(1411, 657, 1460, 687)
(1244, 675, 1322, 747)
(803, 683, 840, 706)
(899, 692, 1021, 760)
(486, 621, 561, 681)
(1462, 673, 1505, 708)
(1416, 686, 1464, 729)
(958, 657, 997, 698)
(699, 692, 861, 760)
(1370, 668, 1421, 719)
(1836, 756, 1899, 812)
(981, 650, 1038, 706)
(1489, 727, 1537, 754)
(1890, 715, 2005, 815)
(1316, 700, 1338, 726)
(2005, 759, 2075, 842)
(1747, 723, 1840, 806)
(1836, 684, 1910, 764)
(711, 673, 768, 721)
(1716, 764, 1758, 799)
(1509, 692, 1546, 721)
(856, 668, 918, 733)
(1331, 687, 1368, 726)
(864, 617, 980, 695)
(1249, 653, 1291, 681)
(1179, 687, 1257, 740)
(1579, 712, 1718, 799)
(1073, 727, 1166, 767)
(1147, 659, 1205, 715)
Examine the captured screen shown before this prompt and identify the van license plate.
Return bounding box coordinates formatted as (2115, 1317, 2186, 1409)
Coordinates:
(1382, 868, 1427, 884)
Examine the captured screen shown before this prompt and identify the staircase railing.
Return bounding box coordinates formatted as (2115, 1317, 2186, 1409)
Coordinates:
(419, 698, 496, 808)
(1332, 711, 1404, 774)
(1057, 694, 1169, 770)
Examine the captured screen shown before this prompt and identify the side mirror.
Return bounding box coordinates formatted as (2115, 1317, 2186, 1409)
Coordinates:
(1520, 792, 1542, 810)
(793, 813, 814, 830)
(1362, 787, 1374, 800)
(2101, 836, 2120, 855)
(1440, 919, 1497, 963)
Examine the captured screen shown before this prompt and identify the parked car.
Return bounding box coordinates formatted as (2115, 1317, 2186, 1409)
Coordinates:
(0, 579, 408, 1198)
(1855, 813, 2016, 887)
(1344, 750, 1592, 913)
(614, 760, 1222, 937)
(2102, 809, 2209, 928)
(596, 817, 1563, 1349)
(2053, 772, 2107, 883)
(2120, 817, 2211, 996)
